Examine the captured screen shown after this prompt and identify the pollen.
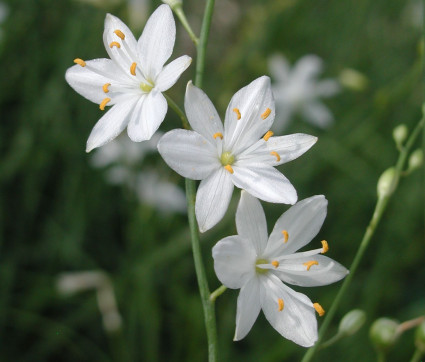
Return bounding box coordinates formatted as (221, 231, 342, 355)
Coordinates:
(113, 29, 125, 40)
(213, 132, 223, 139)
(282, 230, 289, 243)
(233, 108, 241, 120)
(73, 58, 86, 67)
(109, 41, 121, 49)
(271, 260, 279, 268)
(224, 165, 234, 174)
(102, 83, 111, 93)
(130, 62, 137, 76)
(313, 303, 325, 317)
(261, 107, 271, 120)
(321, 240, 329, 254)
(303, 260, 319, 271)
(263, 130, 274, 141)
(99, 97, 111, 111)
(278, 298, 284, 311)
(270, 151, 281, 162)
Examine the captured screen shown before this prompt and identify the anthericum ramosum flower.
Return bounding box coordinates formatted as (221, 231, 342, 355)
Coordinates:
(212, 191, 348, 346)
(65, 4, 192, 152)
(157, 76, 317, 232)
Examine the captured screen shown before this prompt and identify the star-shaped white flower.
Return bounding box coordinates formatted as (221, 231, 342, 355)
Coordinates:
(212, 191, 348, 346)
(269, 54, 340, 132)
(157, 76, 317, 232)
(65, 5, 192, 152)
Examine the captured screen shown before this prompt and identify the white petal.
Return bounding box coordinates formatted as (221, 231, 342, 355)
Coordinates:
(234, 278, 261, 341)
(127, 89, 167, 141)
(212, 236, 257, 289)
(300, 101, 334, 129)
(184, 82, 224, 142)
(260, 274, 317, 347)
(293, 55, 323, 82)
(265, 195, 328, 256)
(157, 129, 220, 179)
(315, 79, 340, 97)
(137, 4, 175, 79)
(86, 96, 139, 152)
(236, 191, 268, 255)
(231, 165, 297, 204)
(155, 56, 192, 92)
(268, 54, 290, 82)
(195, 168, 234, 232)
(224, 76, 275, 154)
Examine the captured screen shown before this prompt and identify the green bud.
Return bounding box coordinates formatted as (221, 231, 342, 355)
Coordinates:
(369, 318, 400, 351)
(408, 149, 423, 172)
(339, 68, 368, 91)
(377, 167, 397, 198)
(339, 309, 366, 336)
(392, 124, 408, 147)
(415, 320, 425, 352)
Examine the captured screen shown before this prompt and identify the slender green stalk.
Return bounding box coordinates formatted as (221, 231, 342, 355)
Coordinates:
(210, 285, 227, 302)
(172, 4, 199, 45)
(410, 349, 424, 362)
(302, 114, 424, 362)
(164, 94, 190, 129)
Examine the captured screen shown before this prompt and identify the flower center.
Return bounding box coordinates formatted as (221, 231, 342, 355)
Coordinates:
(255, 258, 269, 274)
(220, 151, 234, 166)
(140, 82, 154, 92)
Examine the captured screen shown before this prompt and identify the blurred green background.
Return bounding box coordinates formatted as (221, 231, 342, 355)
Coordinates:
(0, 0, 423, 361)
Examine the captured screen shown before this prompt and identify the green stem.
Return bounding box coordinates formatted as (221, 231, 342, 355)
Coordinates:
(318, 332, 344, 350)
(164, 94, 190, 129)
(410, 348, 424, 362)
(302, 114, 425, 362)
(172, 5, 199, 45)
(210, 285, 227, 302)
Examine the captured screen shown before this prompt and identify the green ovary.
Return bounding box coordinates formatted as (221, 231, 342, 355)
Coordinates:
(220, 151, 235, 166)
(140, 82, 153, 92)
(255, 258, 269, 274)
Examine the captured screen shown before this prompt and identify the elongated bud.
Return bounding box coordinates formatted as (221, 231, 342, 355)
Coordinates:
(339, 309, 366, 336)
(377, 167, 397, 198)
(162, 0, 182, 9)
(339, 68, 368, 91)
(415, 321, 425, 352)
(392, 124, 408, 147)
(407, 149, 423, 172)
(369, 318, 400, 351)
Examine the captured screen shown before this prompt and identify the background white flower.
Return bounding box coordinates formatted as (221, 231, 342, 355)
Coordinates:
(269, 54, 340, 132)
(212, 191, 348, 346)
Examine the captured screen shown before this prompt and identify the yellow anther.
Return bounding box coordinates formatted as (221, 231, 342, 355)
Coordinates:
(282, 230, 289, 243)
(224, 165, 234, 174)
(270, 151, 281, 162)
(73, 58, 86, 67)
(113, 29, 125, 40)
(261, 107, 271, 120)
(303, 260, 319, 271)
(313, 303, 325, 317)
(99, 97, 111, 111)
(130, 62, 137, 76)
(263, 130, 274, 141)
(321, 240, 329, 254)
(213, 132, 223, 139)
(102, 83, 111, 93)
(109, 41, 121, 49)
(271, 260, 279, 268)
(233, 108, 241, 120)
(278, 298, 284, 312)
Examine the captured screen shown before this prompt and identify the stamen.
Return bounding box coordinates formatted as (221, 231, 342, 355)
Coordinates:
(270, 151, 281, 162)
(313, 303, 325, 317)
(213, 132, 223, 139)
(271, 260, 279, 268)
(303, 260, 319, 271)
(102, 83, 111, 93)
(233, 108, 241, 120)
(224, 165, 234, 174)
(261, 107, 271, 120)
(99, 97, 111, 111)
(278, 298, 284, 311)
(130, 62, 137, 76)
(321, 240, 329, 254)
(109, 41, 121, 49)
(113, 29, 125, 40)
(282, 230, 289, 243)
(263, 130, 273, 141)
(73, 58, 86, 67)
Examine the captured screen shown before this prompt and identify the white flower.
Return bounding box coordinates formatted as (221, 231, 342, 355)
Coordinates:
(65, 5, 192, 152)
(158, 76, 317, 232)
(269, 54, 340, 132)
(212, 191, 348, 346)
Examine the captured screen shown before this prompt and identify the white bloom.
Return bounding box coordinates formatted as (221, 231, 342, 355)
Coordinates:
(269, 54, 340, 132)
(212, 191, 348, 346)
(65, 5, 192, 152)
(158, 76, 317, 232)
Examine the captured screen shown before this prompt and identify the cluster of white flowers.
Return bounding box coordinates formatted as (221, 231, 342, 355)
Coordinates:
(65, 4, 348, 348)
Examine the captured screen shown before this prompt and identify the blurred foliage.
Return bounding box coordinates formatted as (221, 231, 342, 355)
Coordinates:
(0, 0, 423, 361)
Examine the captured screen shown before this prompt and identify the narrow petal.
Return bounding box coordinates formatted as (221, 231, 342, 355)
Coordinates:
(260, 274, 317, 347)
(300, 101, 334, 129)
(195, 168, 234, 232)
(231, 165, 297, 204)
(236, 191, 268, 255)
(234, 278, 261, 341)
(127, 89, 167, 141)
(212, 236, 257, 289)
(265, 195, 327, 256)
(224, 76, 275, 154)
(293, 55, 323, 82)
(86, 96, 139, 152)
(137, 4, 176, 79)
(314, 79, 340, 98)
(157, 129, 220, 179)
(155, 56, 192, 92)
(268, 54, 290, 82)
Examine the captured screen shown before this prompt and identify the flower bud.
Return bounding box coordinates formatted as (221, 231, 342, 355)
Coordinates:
(392, 124, 408, 147)
(369, 318, 400, 351)
(339, 68, 368, 91)
(377, 167, 397, 198)
(415, 320, 425, 352)
(408, 149, 423, 172)
(339, 309, 366, 336)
